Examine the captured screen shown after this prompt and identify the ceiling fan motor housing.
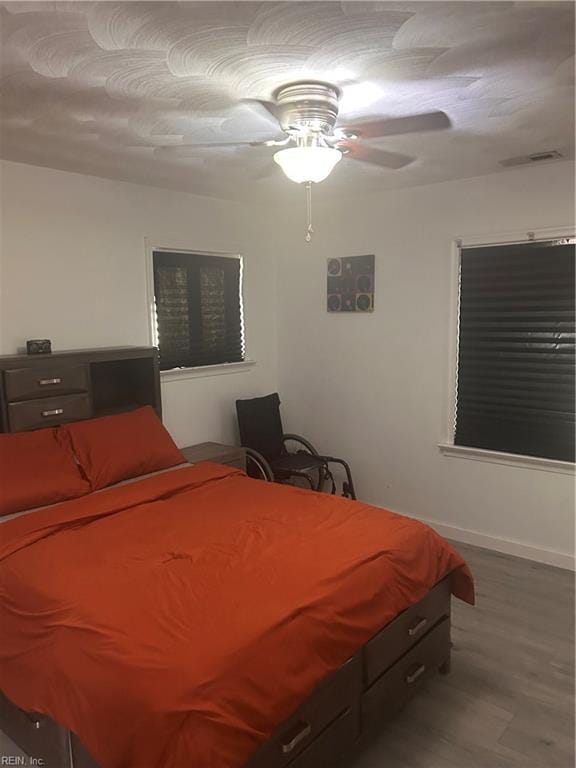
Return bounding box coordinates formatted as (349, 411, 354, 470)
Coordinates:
(274, 81, 340, 134)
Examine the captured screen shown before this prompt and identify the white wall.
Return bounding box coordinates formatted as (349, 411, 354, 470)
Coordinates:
(275, 162, 575, 568)
(0, 160, 277, 446)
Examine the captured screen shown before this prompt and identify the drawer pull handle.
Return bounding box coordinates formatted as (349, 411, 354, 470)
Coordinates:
(405, 664, 426, 684)
(19, 709, 41, 729)
(38, 377, 62, 386)
(41, 408, 64, 417)
(281, 721, 312, 754)
(408, 617, 428, 637)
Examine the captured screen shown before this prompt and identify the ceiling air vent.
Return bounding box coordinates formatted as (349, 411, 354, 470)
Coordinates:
(500, 150, 564, 167)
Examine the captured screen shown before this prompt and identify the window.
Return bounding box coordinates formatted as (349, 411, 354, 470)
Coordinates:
(152, 250, 244, 371)
(454, 238, 575, 463)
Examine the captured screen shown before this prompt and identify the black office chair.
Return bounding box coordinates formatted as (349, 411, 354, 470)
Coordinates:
(236, 393, 356, 499)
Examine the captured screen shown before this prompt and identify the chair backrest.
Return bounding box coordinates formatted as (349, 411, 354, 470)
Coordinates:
(236, 393, 285, 461)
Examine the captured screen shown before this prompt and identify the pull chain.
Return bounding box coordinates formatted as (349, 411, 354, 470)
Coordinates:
(305, 181, 313, 243)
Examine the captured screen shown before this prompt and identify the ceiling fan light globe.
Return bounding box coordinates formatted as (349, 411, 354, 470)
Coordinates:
(273, 146, 342, 183)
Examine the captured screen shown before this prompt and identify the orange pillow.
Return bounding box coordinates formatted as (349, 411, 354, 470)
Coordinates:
(0, 428, 90, 517)
(59, 407, 184, 490)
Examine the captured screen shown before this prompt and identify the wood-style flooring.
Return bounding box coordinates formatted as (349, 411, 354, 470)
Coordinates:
(347, 542, 575, 768)
(1, 541, 574, 767)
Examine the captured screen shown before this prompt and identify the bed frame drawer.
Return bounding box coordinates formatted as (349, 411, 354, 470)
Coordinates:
(364, 578, 451, 686)
(4, 363, 89, 402)
(0, 692, 70, 768)
(245, 654, 359, 768)
(362, 617, 450, 731)
(282, 708, 355, 768)
(8, 393, 91, 431)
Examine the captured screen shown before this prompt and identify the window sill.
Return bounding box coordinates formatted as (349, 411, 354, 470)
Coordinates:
(438, 443, 575, 475)
(160, 360, 256, 382)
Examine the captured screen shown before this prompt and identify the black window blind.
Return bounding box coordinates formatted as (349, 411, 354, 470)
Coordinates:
(455, 240, 575, 462)
(153, 251, 244, 370)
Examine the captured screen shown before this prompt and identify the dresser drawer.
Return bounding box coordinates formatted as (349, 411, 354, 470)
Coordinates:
(246, 655, 359, 768)
(4, 363, 89, 402)
(362, 618, 450, 731)
(364, 578, 451, 686)
(8, 393, 91, 432)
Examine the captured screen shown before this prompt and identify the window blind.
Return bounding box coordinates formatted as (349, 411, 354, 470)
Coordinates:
(153, 251, 244, 370)
(455, 240, 575, 462)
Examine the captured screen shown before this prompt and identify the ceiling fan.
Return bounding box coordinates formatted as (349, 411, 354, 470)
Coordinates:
(165, 81, 451, 240)
(169, 81, 452, 184)
(256, 81, 451, 183)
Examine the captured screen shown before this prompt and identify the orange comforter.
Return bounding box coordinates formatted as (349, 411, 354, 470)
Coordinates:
(0, 463, 473, 768)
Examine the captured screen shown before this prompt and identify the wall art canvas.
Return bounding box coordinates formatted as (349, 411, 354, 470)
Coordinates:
(327, 254, 375, 312)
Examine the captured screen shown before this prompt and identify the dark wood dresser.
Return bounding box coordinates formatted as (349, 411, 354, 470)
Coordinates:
(0, 347, 161, 433)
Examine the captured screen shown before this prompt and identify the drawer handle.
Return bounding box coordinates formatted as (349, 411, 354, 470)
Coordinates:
(41, 408, 64, 417)
(281, 721, 312, 754)
(405, 664, 426, 684)
(38, 377, 62, 386)
(19, 709, 41, 729)
(408, 617, 428, 637)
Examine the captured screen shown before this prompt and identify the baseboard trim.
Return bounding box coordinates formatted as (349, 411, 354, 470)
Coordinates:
(412, 515, 575, 571)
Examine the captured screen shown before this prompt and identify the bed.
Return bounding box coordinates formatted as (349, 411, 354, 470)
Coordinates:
(0, 354, 474, 768)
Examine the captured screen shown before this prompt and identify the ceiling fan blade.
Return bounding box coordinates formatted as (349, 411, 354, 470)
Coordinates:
(239, 98, 283, 128)
(343, 142, 415, 170)
(341, 110, 451, 139)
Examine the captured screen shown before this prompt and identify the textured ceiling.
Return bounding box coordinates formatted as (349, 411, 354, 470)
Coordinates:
(0, 1, 574, 199)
